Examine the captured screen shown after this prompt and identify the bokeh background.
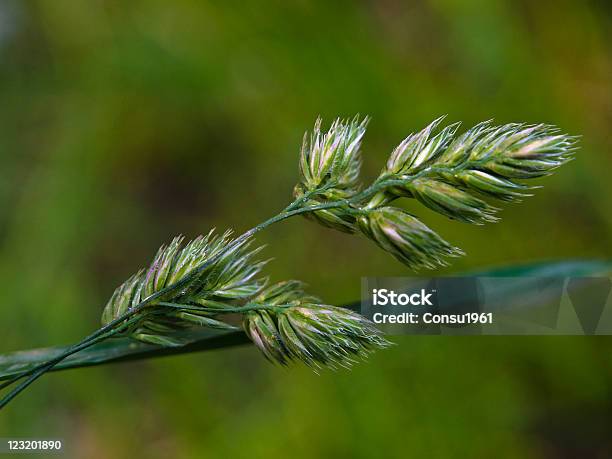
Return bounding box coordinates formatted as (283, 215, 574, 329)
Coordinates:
(1, 1, 611, 457)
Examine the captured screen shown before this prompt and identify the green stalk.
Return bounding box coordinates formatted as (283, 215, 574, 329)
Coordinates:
(0, 315, 143, 409)
(0, 191, 353, 409)
(0, 169, 457, 407)
(0, 157, 534, 408)
(0, 115, 581, 407)
(349, 160, 496, 206)
(0, 309, 145, 391)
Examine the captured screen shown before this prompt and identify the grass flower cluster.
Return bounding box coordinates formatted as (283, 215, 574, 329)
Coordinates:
(243, 281, 387, 368)
(295, 116, 576, 269)
(0, 115, 576, 409)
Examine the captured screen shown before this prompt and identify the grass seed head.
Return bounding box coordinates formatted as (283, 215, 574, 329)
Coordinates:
(101, 230, 267, 343)
(298, 116, 577, 271)
(244, 303, 390, 369)
(298, 116, 367, 193)
(243, 280, 389, 368)
(357, 207, 463, 270)
(96, 116, 576, 372)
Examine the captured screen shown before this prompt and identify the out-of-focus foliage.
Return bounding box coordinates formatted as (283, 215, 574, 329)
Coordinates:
(0, 0, 610, 457)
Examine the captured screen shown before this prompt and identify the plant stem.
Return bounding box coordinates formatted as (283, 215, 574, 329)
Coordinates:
(0, 170, 443, 408)
(0, 190, 341, 408)
(0, 309, 146, 391)
(0, 315, 142, 410)
(1, 168, 455, 408)
(349, 161, 485, 204)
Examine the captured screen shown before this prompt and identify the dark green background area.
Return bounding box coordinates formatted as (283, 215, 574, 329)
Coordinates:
(0, 1, 610, 457)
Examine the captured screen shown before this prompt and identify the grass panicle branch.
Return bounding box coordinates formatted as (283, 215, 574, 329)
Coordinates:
(0, 115, 576, 409)
(295, 116, 577, 269)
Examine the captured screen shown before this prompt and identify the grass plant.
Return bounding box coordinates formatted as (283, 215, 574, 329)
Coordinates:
(0, 116, 576, 409)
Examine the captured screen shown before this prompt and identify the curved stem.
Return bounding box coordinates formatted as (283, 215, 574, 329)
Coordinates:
(132, 189, 336, 310)
(0, 179, 399, 409)
(0, 190, 340, 409)
(1, 176, 404, 409)
(348, 159, 495, 206)
(0, 308, 147, 392)
(0, 315, 142, 409)
(0, 154, 546, 408)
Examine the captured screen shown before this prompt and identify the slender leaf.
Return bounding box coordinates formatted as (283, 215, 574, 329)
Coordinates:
(0, 260, 609, 380)
(0, 329, 249, 381)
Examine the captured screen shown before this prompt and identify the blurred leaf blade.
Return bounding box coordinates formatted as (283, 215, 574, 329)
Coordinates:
(0, 260, 609, 381)
(464, 259, 612, 277)
(0, 329, 248, 381)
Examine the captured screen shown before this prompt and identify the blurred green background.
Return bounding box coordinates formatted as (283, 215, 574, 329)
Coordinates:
(1, 0, 611, 457)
